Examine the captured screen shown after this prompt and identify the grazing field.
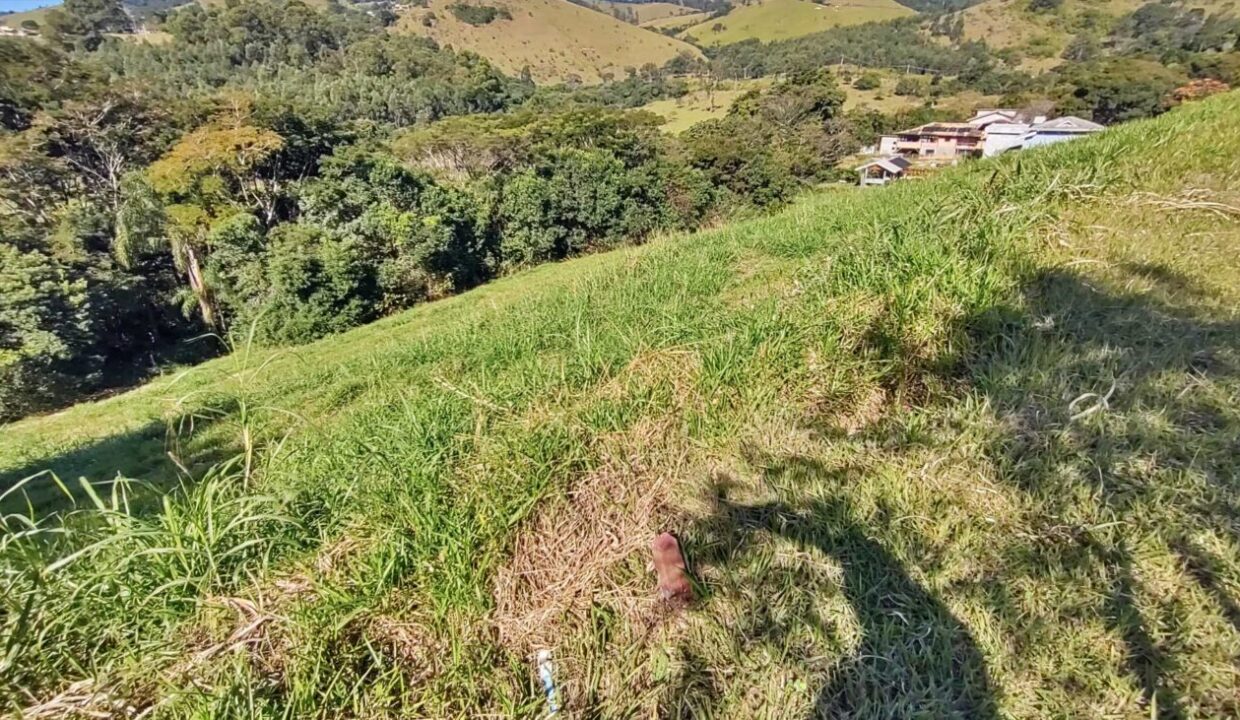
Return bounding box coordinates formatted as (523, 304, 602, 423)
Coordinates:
(680, 0, 914, 46)
(639, 74, 999, 133)
(642, 8, 710, 30)
(844, 77, 1000, 114)
(639, 78, 771, 132)
(3, 94, 1240, 718)
(582, 0, 697, 24)
(394, 0, 703, 84)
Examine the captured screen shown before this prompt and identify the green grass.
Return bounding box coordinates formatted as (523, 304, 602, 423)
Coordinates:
(639, 78, 772, 133)
(3, 93, 1240, 718)
(681, 0, 914, 46)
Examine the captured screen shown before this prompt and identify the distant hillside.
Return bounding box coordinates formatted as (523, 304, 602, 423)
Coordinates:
(642, 8, 711, 30)
(945, 0, 1214, 70)
(579, 0, 700, 24)
(638, 71, 1000, 133)
(680, 0, 915, 46)
(395, 0, 703, 84)
(0, 4, 55, 30)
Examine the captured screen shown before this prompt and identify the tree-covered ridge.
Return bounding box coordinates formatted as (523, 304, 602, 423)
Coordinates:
(3, 0, 1236, 422)
(0, 0, 861, 422)
(703, 3, 1239, 123)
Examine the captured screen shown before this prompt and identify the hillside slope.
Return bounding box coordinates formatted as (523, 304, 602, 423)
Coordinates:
(395, 0, 703, 84)
(681, 0, 915, 45)
(950, 0, 1215, 70)
(4, 94, 1240, 717)
(642, 8, 711, 30)
(582, 0, 698, 24)
(0, 4, 55, 30)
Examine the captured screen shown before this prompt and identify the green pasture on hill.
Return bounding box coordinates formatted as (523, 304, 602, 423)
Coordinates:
(2, 93, 1239, 718)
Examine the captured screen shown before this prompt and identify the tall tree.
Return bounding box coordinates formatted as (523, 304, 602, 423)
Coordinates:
(145, 125, 285, 328)
(44, 0, 132, 51)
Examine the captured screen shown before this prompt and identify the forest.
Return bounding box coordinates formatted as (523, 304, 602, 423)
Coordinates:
(2, 0, 1237, 422)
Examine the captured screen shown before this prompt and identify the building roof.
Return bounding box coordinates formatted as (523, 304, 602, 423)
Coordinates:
(857, 156, 911, 174)
(968, 109, 1021, 126)
(1031, 116, 1104, 133)
(897, 123, 985, 138)
(985, 122, 1031, 135)
(971, 108, 1018, 118)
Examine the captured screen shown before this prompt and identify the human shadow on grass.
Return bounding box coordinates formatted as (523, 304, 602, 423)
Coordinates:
(1170, 537, 1240, 634)
(670, 473, 999, 719)
(957, 264, 1240, 718)
(965, 265, 1240, 523)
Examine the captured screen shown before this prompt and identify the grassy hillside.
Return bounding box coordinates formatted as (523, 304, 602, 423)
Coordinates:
(638, 77, 772, 132)
(951, 0, 1215, 70)
(0, 4, 55, 30)
(681, 0, 915, 46)
(639, 72, 999, 133)
(583, 0, 698, 24)
(4, 94, 1240, 718)
(394, 0, 703, 84)
(642, 8, 710, 30)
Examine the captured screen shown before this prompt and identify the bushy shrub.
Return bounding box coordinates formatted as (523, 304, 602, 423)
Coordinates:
(448, 3, 511, 26)
(853, 73, 881, 90)
(894, 76, 925, 96)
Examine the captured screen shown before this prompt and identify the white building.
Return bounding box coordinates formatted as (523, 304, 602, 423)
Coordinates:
(982, 122, 1032, 157)
(967, 109, 1022, 129)
(1021, 116, 1105, 149)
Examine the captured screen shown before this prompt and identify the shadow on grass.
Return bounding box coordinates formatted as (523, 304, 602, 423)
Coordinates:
(676, 473, 1000, 719)
(663, 261, 1240, 717)
(960, 263, 1240, 717)
(968, 265, 1240, 517)
(0, 402, 241, 516)
(1170, 537, 1240, 634)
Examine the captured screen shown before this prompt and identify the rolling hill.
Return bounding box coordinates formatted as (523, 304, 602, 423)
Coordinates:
(948, 0, 1217, 70)
(394, 0, 704, 84)
(680, 0, 915, 46)
(638, 71, 1000, 133)
(0, 4, 55, 30)
(581, 0, 700, 24)
(642, 8, 711, 30)
(4, 92, 1239, 717)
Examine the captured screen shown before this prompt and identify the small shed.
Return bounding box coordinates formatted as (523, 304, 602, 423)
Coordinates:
(856, 156, 911, 186)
